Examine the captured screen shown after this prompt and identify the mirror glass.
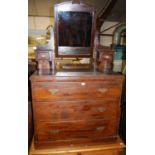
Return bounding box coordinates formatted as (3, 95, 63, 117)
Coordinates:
(58, 11, 92, 47)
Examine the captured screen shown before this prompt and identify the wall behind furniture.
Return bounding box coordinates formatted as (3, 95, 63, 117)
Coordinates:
(28, 16, 118, 47)
(100, 21, 119, 46)
(28, 16, 54, 36)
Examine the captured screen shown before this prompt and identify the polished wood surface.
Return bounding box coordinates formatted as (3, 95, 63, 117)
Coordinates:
(30, 0, 125, 151)
(36, 119, 117, 141)
(30, 70, 124, 148)
(29, 136, 125, 155)
(33, 99, 118, 121)
(32, 81, 122, 101)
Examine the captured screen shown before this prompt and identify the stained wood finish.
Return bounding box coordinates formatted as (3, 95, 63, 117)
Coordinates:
(30, 71, 124, 148)
(82, 149, 122, 155)
(29, 136, 125, 155)
(33, 99, 119, 122)
(32, 81, 121, 101)
(30, 71, 123, 82)
(34, 137, 118, 148)
(36, 119, 117, 141)
(36, 51, 51, 60)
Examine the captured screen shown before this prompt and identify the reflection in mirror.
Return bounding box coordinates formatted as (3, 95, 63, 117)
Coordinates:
(58, 11, 92, 47)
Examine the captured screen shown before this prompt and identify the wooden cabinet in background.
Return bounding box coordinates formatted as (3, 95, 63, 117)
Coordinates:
(29, 136, 125, 155)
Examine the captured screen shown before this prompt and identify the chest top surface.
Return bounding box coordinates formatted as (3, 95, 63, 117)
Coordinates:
(30, 70, 124, 82)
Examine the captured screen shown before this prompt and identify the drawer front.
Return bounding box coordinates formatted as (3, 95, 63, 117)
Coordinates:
(32, 81, 122, 101)
(34, 100, 119, 122)
(36, 52, 51, 60)
(81, 149, 120, 155)
(36, 119, 117, 141)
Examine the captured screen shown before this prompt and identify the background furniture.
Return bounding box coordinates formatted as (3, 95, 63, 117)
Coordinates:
(29, 137, 125, 155)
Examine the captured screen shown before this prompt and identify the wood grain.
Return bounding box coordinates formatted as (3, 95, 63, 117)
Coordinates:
(30, 71, 124, 148)
(35, 119, 117, 141)
(32, 81, 122, 101)
(29, 136, 125, 155)
(33, 99, 119, 122)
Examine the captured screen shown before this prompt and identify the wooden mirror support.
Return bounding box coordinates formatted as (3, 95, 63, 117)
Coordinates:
(35, 50, 54, 71)
(96, 45, 114, 73)
(35, 28, 55, 72)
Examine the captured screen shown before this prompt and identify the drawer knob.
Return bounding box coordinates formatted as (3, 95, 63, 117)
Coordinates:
(98, 88, 107, 93)
(48, 89, 59, 95)
(49, 129, 60, 134)
(96, 126, 105, 132)
(97, 107, 106, 112)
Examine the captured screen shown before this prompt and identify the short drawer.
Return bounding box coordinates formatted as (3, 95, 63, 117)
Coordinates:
(34, 100, 119, 122)
(32, 81, 122, 101)
(36, 52, 51, 60)
(36, 119, 117, 141)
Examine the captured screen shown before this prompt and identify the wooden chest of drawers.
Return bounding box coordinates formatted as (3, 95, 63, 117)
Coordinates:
(30, 71, 124, 148)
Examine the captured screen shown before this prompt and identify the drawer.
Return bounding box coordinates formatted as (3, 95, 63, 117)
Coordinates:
(32, 81, 122, 101)
(81, 149, 121, 155)
(34, 100, 119, 122)
(36, 51, 51, 60)
(36, 119, 117, 141)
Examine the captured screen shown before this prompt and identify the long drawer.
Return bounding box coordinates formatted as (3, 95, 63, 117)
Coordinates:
(33, 100, 119, 122)
(35, 119, 118, 141)
(32, 81, 122, 101)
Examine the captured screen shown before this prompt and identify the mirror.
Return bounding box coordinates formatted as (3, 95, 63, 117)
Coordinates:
(58, 11, 92, 47)
(54, 2, 96, 57)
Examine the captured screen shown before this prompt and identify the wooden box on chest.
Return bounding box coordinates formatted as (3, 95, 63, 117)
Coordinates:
(30, 71, 124, 148)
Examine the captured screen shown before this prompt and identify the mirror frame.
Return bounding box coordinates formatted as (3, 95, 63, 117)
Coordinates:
(54, 1, 96, 58)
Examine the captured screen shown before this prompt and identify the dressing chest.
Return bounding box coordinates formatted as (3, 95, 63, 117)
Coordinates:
(30, 70, 124, 148)
(29, 1, 125, 154)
